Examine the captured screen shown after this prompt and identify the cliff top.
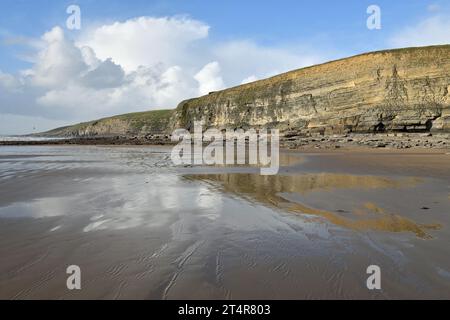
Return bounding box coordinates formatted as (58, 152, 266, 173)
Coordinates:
(40, 109, 173, 136)
(177, 44, 450, 108)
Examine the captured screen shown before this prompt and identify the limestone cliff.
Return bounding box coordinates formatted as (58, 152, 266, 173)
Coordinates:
(42, 45, 450, 138)
(41, 110, 173, 137)
(172, 45, 450, 134)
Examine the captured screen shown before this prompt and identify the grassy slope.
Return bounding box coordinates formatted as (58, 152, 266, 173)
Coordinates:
(41, 109, 174, 136)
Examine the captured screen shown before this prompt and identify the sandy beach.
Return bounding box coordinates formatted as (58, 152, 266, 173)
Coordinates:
(0, 145, 449, 299)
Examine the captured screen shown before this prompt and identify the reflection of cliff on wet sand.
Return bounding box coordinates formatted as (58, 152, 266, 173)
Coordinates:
(188, 173, 440, 239)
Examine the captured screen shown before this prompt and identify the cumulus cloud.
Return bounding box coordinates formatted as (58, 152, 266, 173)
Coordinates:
(0, 21, 204, 121)
(79, 16, 209, 72)
(389, 14, 450, 48)
(0, 71, 20, 89)
(81, 58, 125, 89)
(31, 27, 87, 88)
(194, 62, 225, 95)
(0, 16, 328, 134)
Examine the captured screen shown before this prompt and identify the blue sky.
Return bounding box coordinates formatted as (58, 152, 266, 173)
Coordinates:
(1, 0, 449, 134)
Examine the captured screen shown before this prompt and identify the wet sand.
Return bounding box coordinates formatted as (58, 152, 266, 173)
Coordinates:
(0, 146, 449, 299)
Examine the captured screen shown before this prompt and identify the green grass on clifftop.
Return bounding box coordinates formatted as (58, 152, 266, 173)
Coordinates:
(40, 109, 174, 136)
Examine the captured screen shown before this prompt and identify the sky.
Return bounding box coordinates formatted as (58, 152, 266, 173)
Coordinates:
(0, 0, 449, 134)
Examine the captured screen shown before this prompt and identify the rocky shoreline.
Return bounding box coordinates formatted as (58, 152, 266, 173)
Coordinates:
(1, 132, 449, 150)
(282, 132, 450, 150)
(0, 135, 175, 146)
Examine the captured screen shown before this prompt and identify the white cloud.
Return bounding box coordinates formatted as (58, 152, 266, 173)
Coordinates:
(213, 40, 322, 85)
(153, 66, 197, 106)
(0, 71, 20, 90)
(79, 16, 209, 72)
(0, 16, 328, 134)
(81, 58, 125, 89)
(0, 22, 204, 121)
(31, 27, 87, 88)
(194, 61, 225, 95)
(389, 15, 450, 48)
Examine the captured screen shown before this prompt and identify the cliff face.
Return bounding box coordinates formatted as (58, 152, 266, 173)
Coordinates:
(172, 45, 450, 134)
(42, 110, 173, 137)
(42, 45, 450, 138)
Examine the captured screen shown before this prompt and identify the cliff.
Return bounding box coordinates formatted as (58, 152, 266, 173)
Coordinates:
(172, 45, 450, 134)
(42, 45, 450, 138)
(41, 110, 173, 137)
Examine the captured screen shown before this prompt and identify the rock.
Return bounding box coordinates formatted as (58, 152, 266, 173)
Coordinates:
(172, 45, 450, 135)
(34, 45, 450, 142)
